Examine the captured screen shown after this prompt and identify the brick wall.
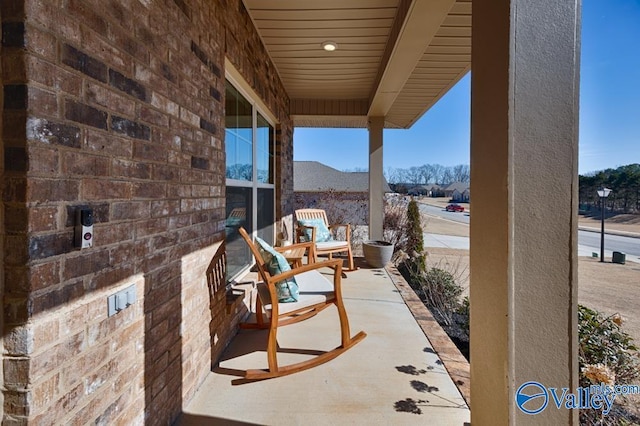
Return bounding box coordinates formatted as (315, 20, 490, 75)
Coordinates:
(0, 3, 5, 419)
(1, 0, 292, 424)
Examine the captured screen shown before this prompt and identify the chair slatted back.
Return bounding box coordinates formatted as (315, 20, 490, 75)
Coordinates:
(295, 209, 329, 226)
(228, 207, 246, 220)
(237, 227, 272, 283)
(206, 241, 227, 298)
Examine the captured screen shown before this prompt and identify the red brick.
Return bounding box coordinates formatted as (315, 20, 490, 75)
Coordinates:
(150, 200, 180, 217)
(25, 24, 57, 61)
(79, 24, 129, 70)
(86, 82, 136, 117)
(29, 261, 61, 292)
(132, 182, 166, 199)
(112, 158, 151, 179)
(66, 0, 109, 37)
(84, 129, 133, 157)
(28, 145, 60, 175)
(82, 178, 131, 200)
(61, 151, 110, 176)
(27, 86, 58, 116)
(32, 373, 60, 411)
(152, 163, 179, 181)
(132, 140, 166, 162)
(33, 318, 60, 349)
(139, 104, 169, 127)
(111, 201, 150, 221)
(94, 223, 134, 246)
(28, 178, 80, 203)
(89, 264, 136, 291)
(27, 1, 81, 44)
(27, 56, 83, 97)
(63, 250, 111, 280)
(28, 205, 59, 232)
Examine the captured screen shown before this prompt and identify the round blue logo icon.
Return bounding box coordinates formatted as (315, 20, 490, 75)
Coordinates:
(516, 381, 548, 415)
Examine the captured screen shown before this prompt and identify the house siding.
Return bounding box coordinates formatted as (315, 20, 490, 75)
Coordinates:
(1, 0, 292, 424)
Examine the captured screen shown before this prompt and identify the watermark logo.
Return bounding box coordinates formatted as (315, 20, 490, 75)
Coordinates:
(515, 381, 548, 415)
(515, 381, 640, 416)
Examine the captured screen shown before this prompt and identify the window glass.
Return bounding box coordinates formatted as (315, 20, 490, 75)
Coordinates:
(257, 188, 274, 245)
(225, 187, 252, 280)
(225, 84, 253, 181)
(256, 113, 274, 184)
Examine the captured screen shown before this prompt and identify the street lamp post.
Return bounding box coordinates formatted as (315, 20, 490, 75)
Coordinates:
(597, 187, 612, 262)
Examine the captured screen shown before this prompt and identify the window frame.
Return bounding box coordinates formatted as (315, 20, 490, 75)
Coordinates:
(225, 70, 277, 281)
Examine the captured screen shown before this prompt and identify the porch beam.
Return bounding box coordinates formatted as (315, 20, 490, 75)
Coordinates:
(367, 0, 456, 120)
(470, 0, 580, 424)
(368, 116, 385, 241)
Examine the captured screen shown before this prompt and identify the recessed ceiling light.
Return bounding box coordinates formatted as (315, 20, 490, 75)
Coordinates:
(322, 41, 338, 52)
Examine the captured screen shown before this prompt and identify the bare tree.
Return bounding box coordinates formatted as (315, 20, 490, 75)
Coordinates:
(431, 164, 445, 184)
(419, 164, 435, 184)
(442, 167, 455, 185)
(407, 166, 422, 184)
(452, 164, 470, 183)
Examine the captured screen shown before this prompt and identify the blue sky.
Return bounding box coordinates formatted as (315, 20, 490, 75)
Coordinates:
(294, 0, 640, 176)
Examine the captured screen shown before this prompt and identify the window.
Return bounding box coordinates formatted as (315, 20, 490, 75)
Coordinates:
(225, 79, 275, 279)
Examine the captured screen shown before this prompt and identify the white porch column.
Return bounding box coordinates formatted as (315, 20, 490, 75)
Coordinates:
(368, 116, 384, 241)
(470, 1, 580, 425)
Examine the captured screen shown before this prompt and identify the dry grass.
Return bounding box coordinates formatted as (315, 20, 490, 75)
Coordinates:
(578, 213, 640, 234)
(423, 217, 640, 344)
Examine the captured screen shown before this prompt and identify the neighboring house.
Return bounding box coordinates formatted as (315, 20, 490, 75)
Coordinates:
(444, 182, 471, 201)
(452, 188, 470, 202)
(294, 161, 390, 228)
(407, 184, 430, 196)
(426, 184, 445, 197)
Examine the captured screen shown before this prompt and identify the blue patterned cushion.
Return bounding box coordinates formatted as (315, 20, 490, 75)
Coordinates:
(298, 219, 333, 242)
(255, 237, 299, 303)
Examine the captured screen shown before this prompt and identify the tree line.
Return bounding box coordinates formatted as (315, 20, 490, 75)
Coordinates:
(579, 163, 640, 213)
(383, 164, 470, 185)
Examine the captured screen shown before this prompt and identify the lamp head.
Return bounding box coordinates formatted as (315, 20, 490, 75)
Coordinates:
(597, 187, 612, 198)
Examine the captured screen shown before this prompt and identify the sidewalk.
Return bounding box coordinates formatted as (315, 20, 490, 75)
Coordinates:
(424, 233, 640, 264)
(578, 226, 640, 239)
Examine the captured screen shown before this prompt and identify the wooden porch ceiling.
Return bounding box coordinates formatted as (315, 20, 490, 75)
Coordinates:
(242, 0, 471, 129)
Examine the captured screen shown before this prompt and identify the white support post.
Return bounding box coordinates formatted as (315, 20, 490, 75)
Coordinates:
(470, 1, 580, 424)
(368, 116, 384, 241)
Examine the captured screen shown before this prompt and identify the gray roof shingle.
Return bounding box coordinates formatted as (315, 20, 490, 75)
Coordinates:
(294, 161, 391, 193)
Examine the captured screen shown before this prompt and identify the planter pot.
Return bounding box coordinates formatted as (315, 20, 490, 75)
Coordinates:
(362, 240, 395, 268)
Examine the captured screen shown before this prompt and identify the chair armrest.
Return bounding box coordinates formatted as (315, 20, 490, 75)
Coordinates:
(275, 241, 315, 264)
(265, 259, 342, 284)
(275, 241, 314, 253)
(328, 223, 351, 242)
(295, 224, 317, 242)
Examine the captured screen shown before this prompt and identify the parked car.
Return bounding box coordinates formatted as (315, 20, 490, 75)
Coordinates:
(446, 203, 465, 212)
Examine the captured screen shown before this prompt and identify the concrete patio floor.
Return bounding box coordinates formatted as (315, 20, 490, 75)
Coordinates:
(178, 259, 470, 425)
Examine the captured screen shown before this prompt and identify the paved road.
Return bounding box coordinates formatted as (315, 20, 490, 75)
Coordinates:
(419, 203, 470, 224)
(578, 230, 640, 257)
(419, 203, 640, 259)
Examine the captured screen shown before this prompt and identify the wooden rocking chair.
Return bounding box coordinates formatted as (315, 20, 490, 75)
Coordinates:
(295, 208, 355, 271)
(238, 227, 366, 380)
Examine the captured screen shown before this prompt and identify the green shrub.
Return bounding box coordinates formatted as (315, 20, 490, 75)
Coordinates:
(406, 199, 424, 256)
(421, 268, 462, 308)
(457, 296, 470, 335)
